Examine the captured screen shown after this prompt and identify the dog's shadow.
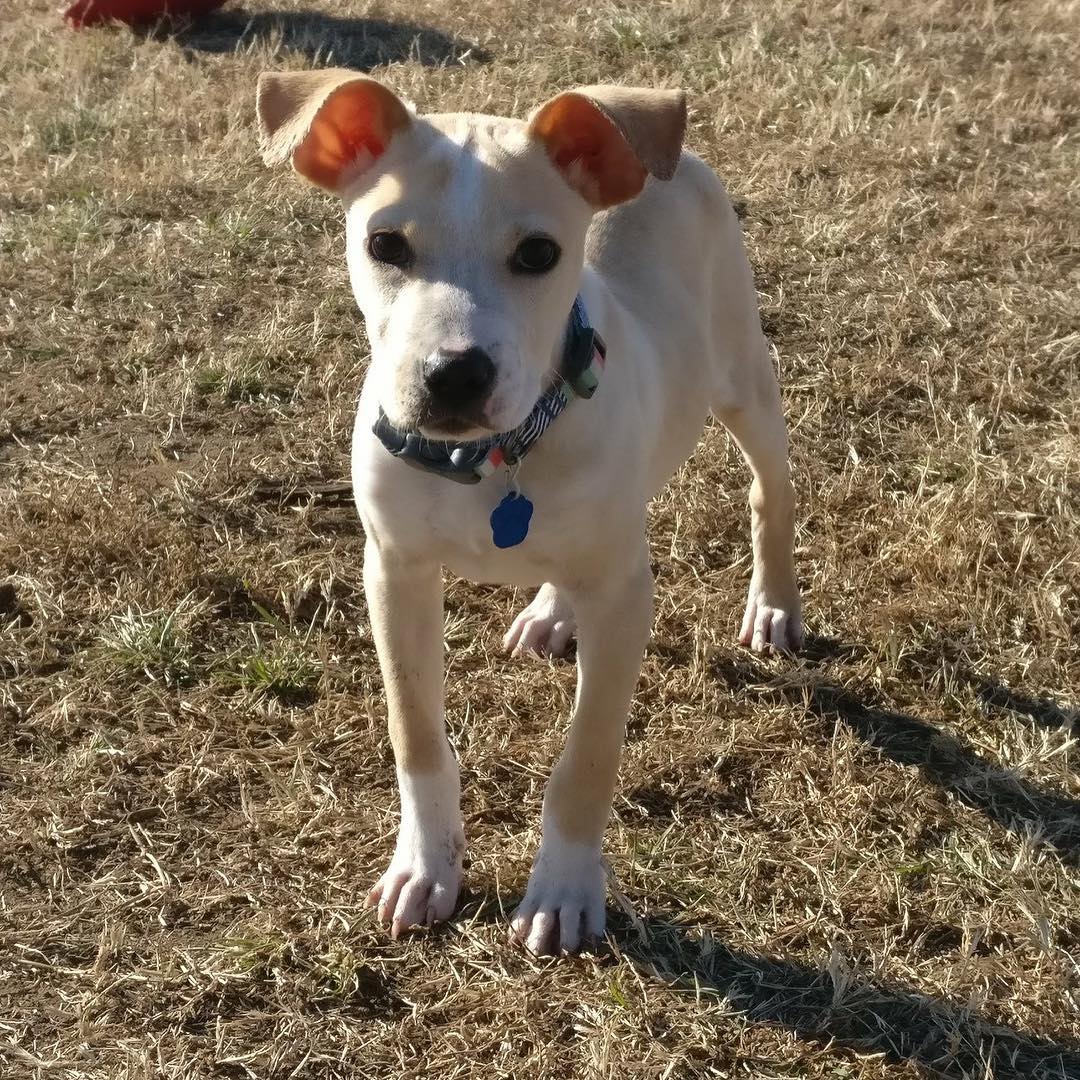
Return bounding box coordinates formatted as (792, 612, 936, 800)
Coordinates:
(975, 675, 1078, 741)
(612, 909, 1080, 1080)
(443, 889, 1079, 1077)
(131, 6, 488, 68)
(619, 649, 1078, 1074)
(711, 646, 1080, 867)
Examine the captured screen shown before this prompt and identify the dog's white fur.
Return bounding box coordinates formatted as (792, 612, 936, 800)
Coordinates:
(257, 71, 802, 955)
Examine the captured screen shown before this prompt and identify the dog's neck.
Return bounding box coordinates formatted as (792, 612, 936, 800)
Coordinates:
(372, 298, 606, 485)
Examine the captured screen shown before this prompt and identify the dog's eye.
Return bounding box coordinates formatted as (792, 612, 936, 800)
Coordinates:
(510, 235, 561, 275)
(368, 230, 412, 267)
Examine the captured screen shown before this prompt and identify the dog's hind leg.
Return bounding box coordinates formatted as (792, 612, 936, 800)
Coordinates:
(362, 541, 465, 936)
(503, 582, 576, 659)
(713, 353, 803, 654)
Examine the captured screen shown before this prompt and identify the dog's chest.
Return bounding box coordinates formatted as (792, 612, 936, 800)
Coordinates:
(353, 430, 582, 587)
(412, 476, 575, 586)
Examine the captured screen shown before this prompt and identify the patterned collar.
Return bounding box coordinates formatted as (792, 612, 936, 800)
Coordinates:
(371, 297, 606, 484)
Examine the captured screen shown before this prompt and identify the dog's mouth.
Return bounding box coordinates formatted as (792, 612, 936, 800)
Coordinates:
(418, 416, 497, 440)
(423, 417, 486, 437)
(413, 400, 498, 441)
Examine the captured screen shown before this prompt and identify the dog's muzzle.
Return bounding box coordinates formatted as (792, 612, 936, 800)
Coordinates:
(372, 296, 605, 485)
(420, 347, 496, 431)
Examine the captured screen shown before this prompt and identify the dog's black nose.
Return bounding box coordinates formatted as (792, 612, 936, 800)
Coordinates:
(422, 347, 496, 412)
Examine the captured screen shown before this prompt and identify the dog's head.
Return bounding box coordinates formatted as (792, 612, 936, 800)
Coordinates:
(257, 70, 686, 438)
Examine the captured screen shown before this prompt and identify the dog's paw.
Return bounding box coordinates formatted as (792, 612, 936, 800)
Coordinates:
(739, 585, 803, 654)
(365, 825, 464, 939)
(502, 583, 576, 659)
(510, 831, 605, 955)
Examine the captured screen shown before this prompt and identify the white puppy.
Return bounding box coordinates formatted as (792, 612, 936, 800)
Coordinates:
(257, 70, 802, 955)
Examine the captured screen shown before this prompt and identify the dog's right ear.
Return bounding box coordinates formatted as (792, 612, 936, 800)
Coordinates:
(256, 69, 411, 192)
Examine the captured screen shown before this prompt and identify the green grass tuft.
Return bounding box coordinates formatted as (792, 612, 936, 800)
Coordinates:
(98, 604, 196, 686)
(193, 362, 272, 403)
(218, 638, 321, 701)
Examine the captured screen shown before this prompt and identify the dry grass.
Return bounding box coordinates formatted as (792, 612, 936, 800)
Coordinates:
(1, 0, 1078, 1077)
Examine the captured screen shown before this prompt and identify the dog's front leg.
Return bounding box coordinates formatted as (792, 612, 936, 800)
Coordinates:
(511, 546, 653, 955)
(362, 541, 464, 937)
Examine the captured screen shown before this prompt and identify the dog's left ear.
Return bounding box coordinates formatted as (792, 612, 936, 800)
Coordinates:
(528, 86, 687, 209)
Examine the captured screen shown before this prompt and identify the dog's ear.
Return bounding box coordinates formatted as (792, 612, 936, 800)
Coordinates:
(527, 86, 686, 209)
(256, 69, 411, 192)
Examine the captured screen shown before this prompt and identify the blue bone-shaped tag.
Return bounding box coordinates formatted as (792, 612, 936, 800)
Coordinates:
(490, 492, 533, 548)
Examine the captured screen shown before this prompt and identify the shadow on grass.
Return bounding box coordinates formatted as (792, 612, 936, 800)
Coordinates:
(806, 683, 1080, 867)
(443, 644, 1079, 1076)
(444, 889, 1079, 1077)
(974, 676, 1078, 736)
(613, 910, 1080, 1080)
(712, 653, 1080, 868)
(132, 7, 488, 68)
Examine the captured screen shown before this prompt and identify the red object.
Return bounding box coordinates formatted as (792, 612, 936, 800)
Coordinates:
(65, 0, 227, 28)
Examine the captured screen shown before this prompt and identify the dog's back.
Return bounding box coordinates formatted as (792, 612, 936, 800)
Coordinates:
(585, 151, 770, 458)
